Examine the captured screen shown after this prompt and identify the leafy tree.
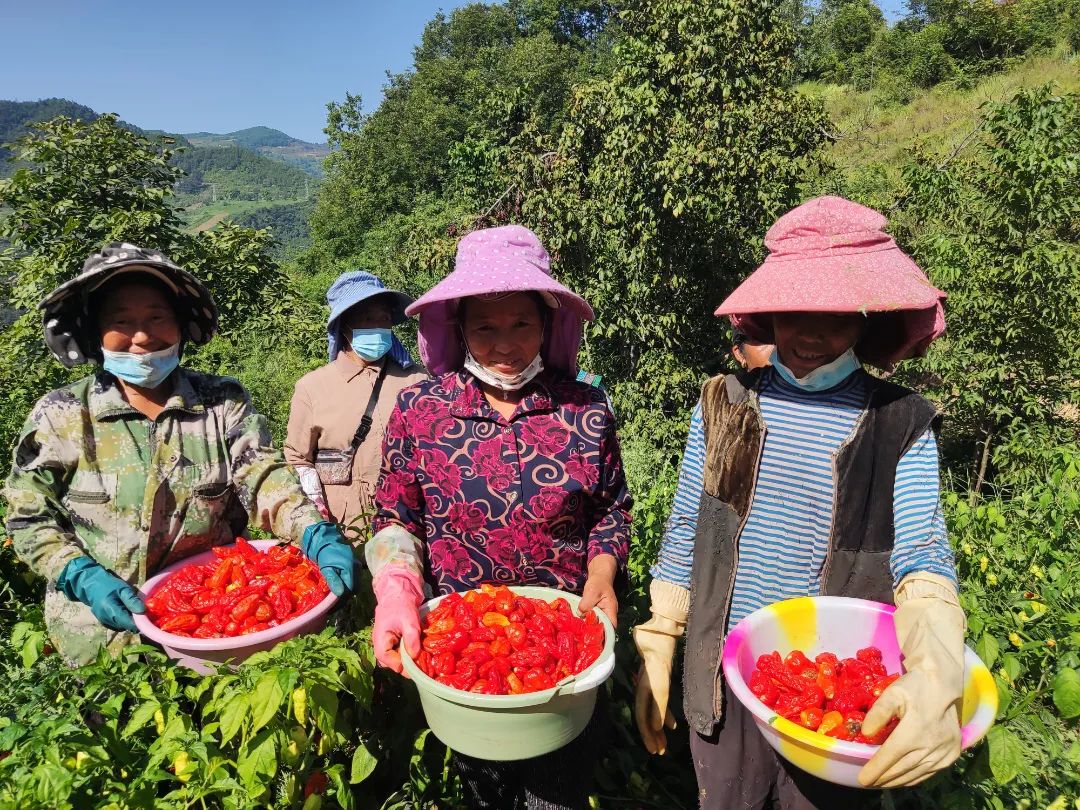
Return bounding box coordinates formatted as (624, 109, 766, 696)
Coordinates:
(798, 0, 887, 80)
(307, 1, 614, 274)
(505, 0, 827, 447)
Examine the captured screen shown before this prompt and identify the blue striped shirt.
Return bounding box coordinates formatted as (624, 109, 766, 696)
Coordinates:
(651, 369, 956, 626)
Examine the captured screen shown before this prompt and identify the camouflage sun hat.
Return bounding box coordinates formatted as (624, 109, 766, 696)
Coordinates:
(39, 243, 219, 368)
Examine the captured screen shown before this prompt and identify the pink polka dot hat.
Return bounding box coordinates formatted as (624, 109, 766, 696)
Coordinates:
(715, 196, 947, 369)
(407, 225, 594, 376)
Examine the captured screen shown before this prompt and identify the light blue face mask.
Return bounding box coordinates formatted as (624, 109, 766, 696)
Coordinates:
(350, 328, 393, 361)
(102, 344, 180, 389)
(771, 347, 861, 392)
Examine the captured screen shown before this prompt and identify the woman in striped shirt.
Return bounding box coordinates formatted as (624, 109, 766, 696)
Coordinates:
(632, 197, 967, 809)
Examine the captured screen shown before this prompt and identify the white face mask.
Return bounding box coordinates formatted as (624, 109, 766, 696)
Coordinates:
(464, 349, 545, 393)
(771, 347, 861, 391)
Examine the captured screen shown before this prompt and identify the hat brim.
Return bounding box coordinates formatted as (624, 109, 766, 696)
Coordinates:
(406, 268, 591, 321)
(715, 250, 945, 318)
(327, 289, 414, 329)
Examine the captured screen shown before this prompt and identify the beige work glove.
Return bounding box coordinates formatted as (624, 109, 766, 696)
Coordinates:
(859, 572, 966, 788)
(632, 579, 690, 755)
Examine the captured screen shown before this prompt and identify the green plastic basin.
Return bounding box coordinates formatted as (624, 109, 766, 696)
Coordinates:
(400, 585, 616, 761)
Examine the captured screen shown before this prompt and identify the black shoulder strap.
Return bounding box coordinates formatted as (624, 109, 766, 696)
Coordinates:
(350, 361, 391, 451)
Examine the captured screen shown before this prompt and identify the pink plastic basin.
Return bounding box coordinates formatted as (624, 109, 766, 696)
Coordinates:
(722, 596, 997, 788)
(133, 539, 337, 674)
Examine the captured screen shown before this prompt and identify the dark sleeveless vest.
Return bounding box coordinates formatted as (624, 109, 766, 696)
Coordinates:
(683, 368, 939, 736)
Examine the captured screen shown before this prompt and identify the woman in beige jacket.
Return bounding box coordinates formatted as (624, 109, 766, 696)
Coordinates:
(285, 271, 427, 532)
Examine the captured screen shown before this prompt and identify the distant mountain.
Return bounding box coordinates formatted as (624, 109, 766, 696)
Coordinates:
(185, 126, 298, 149)
(184, 127, 329, 177)
(0, 98, 319, 251)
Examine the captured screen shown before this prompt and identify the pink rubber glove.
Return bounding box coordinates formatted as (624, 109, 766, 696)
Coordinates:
(372, 564, 425, 674)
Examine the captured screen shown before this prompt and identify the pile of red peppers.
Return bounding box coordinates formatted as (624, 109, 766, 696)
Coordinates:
(145, 539, 330, 638)
(749, 647, 901, 743)
(415, 585, 606, 695)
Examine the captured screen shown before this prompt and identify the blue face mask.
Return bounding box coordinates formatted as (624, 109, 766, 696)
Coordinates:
(771, 347, 861, 392)
(349, 328, 393, 361)
(102, 344, 180, 389)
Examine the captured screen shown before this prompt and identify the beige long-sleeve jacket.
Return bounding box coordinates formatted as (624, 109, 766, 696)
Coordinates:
(284, 354, 427, 530)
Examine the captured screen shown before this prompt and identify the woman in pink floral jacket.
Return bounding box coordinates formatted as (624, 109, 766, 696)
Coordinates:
(365, 225, 632, 809)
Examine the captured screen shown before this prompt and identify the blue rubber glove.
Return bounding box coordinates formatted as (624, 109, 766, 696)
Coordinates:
(56, 556, 146, 633)
(302, 521, 356, 597)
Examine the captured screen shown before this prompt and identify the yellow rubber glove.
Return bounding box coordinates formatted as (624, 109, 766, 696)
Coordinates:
(632, 579, 690, 755)
(859, 572, 966, 788)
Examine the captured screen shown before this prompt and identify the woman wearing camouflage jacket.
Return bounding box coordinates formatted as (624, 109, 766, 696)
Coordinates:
(3, 244, 356, 666)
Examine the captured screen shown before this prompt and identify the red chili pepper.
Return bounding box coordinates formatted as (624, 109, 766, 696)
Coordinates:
(294, 591, 323, 616)
(417, 650, 434, 676)
(488, 637, 512, 658)
(749, 646, 900, 745)
(493, 588, 516, 615)
(507, 622, 529, 649)
(522, 668, 555, 692)
(190, 591, 221, 613)
(434, 651, 456, 676)
(798, 707, 824, 730)
(271, 588, 293, 621)
(231, 593, 261, 621)
(304, 771, 328, 798)
(452, 601, 476, 631)
(159, 613, 199, 634)
(871, 673, 900, 698)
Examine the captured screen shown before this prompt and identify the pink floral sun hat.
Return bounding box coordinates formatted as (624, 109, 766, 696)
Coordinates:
(406, 224, 595, 376)
(714, 195, 946, 369)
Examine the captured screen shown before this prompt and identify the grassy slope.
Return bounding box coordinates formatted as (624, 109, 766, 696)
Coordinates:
(801, 50, 1080, 206)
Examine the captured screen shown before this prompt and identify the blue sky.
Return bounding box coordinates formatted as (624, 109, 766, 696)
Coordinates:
(4, 0, 908, 144)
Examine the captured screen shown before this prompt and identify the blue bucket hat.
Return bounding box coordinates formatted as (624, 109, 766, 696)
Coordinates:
(326, 270, 416, 366)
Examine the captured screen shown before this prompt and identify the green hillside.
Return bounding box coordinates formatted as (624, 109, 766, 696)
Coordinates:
(172, 145, 312, 202)
(805, 50, 1080, 209)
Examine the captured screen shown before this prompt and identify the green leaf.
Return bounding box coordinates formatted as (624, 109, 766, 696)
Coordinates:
(0, 721, 26, 751)
(237, 728, 278, 793)
(122, 700, 161, 738)
(33, 762, 73, 804)
(1065, 738, 1080, 766)
(350, 741, 378, 784)
(309, 683, 340, 735)
(218, 693, 249, 745)
(974, 633, 999, 670)
(993, 675, 1012, 718)
(1051, 668, 1080, 718)
(249, 668, 296, 734)
(987, 725, 1026, 784)
(19, 629, 45, 669)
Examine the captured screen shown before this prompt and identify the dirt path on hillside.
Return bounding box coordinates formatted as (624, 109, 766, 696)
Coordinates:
(195, 212, 228, 232)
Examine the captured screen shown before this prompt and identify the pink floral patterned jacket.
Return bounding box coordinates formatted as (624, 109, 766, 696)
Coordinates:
(371, 371, 632, 596)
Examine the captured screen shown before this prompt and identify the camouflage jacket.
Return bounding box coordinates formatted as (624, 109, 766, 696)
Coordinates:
(4, 368, 322, 665)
